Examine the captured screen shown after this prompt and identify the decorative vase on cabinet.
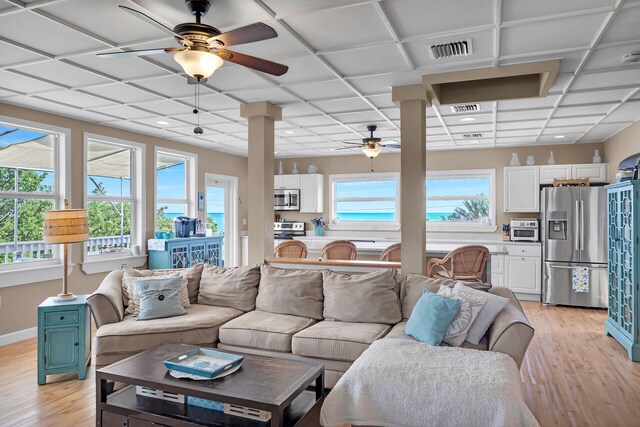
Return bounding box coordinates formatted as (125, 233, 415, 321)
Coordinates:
(606, 180, 640, 360)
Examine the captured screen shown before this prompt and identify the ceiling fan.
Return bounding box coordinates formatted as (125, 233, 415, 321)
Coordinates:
(335, 125, 401, 158)
(98, 0, 288, 82)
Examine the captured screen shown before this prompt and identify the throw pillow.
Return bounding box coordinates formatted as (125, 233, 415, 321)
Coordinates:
(134, 276, 187, 321)
(197, 264, 260, 312)
(322, 269, 401, 324)
(256, 265, 324, 320)
(404, 290, 461, 346)
(454, 282, 509, 344)
(400, 274, 457, 319)
(153, 262, 204, 304)
(437, 285, 487, 347)
(122, 269, 189, 316)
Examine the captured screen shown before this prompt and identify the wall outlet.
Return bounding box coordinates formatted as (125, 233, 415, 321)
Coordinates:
(242, 218, 247, 225)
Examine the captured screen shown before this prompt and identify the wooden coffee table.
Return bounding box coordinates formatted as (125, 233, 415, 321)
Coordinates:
(96, 343, 324, 426)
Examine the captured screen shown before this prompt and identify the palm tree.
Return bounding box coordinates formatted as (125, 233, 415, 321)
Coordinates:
(446, 200, 489, 221)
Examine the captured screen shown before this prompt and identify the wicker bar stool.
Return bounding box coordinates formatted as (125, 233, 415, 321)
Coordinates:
(320, 240, 357, 260)
(426, 245, 489, 282)
(379, 243, 401, 262)
(273, 240, 308, 258)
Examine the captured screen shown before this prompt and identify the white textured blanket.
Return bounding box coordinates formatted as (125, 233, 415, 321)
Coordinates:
(320, 338, 539, 427)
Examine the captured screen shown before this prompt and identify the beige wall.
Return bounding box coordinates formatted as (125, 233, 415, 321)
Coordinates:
(0, 103, 248, 336)
(604, 122, 640, 182)
(276, 142, 605, 231)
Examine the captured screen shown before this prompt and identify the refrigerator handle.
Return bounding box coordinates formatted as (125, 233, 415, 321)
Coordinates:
(574, 200, 580, 251)
(580, 200, 585, 251)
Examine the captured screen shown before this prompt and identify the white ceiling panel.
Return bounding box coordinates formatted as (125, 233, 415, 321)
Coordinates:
(312, 97, 372, 114)
(83, 83, 161, 104)
(500, 13, 608, 56)
(562, 88, 637, 105)
(68, 55, 169, 81)
(554, 103, 616, 117)
(449, 123, 494, 133)
(281, 102, 319, 117)
(600, 5, 640, 44)
(15, 61, 114, 87)
(322, 44, 409, 76)
(497, 120, 546, 131)
(547, 115, 604, 127)
(572, 69, 640, 91)
(271, 55, 334, 84)
(582, 122, 630, 140)
(227, 87, 298, 104)
(287, 115, 340, 127)
(194, 94, 240, 112)
(0, 41, 44, 65)
(132, 99, 196, 116)
(36, 90, 113, 109)
(499, 95, 560, 111)
(548, 74, 572, 94)
(283, 3, 391, 51)
(206, 122, 248, 133)
(132, 75, 197, 97)
(497, 129, 541, 138)
(500, 50, 587, 75)
(0, 70, 63, 93)
(333, 111, 386, 124)
(366, 94, 396, 109)
(498, 109, 551, 121)
(288, 80, 355, 100)
(601, 101, 640, 123)
(585, 43, 640, 71)
(495, 136, 538, 145)
(542, 125, 592, 134)
(382, 0, 493, 39)
(91, 104, 155, 119)
(261, 1, 364, 17)
(214, 109, 242, 122)
(502, 0, 617, 22)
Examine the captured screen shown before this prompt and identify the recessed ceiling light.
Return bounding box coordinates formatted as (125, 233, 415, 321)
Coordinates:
(284, 130, 296, 135)
(554, 135, 566, 139)
(156, 120, 170, 125)
(460, 117, 476, 122)
(468, 140, 479, 143)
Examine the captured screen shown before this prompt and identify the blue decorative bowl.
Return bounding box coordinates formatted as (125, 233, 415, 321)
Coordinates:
(155, 231, 164, 239)
(163, 232, 173, 239)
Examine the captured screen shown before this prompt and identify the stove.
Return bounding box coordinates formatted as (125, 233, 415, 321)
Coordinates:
(274, 222, 305, 240)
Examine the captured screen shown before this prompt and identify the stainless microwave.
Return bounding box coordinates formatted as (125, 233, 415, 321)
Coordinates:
(274, 189, 300, 211)
(510, 219, 539, 242)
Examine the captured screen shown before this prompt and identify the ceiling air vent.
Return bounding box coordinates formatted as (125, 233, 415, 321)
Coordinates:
(450, 104, 480, 114)
(428, 39, 473, 59)
(462, 133, 484, 139)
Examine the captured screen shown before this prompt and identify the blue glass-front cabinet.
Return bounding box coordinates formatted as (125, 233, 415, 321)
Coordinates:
(37, 295, 91, 385)
(606, 181, 640, 360)
(148, 236, 223, 269)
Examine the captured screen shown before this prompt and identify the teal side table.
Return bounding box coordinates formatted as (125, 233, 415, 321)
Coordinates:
(37, 295, 91, 385)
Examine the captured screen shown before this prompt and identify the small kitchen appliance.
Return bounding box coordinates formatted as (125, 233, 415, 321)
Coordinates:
(509, 219, 539, 242)
(274, 222, 305, 240)
(174, 216, 197, 238)
(274, 189, 300, 211)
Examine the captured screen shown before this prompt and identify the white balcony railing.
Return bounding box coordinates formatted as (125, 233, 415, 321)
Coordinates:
(0, 235, 131, 264)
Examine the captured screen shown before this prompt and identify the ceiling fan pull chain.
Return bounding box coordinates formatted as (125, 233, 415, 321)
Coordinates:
(193, 83, 204, 135)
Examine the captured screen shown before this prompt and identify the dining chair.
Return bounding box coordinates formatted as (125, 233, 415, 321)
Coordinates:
(379, 243, 401, 262)
(273, 240, 308, 258)
(320, 240, 357, 260)
(427, 245, 489, 282)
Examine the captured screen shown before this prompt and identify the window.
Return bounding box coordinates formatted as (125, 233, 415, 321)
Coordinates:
(426, 169, 496, 231)
(0, 118, 67, 271)
(84, 134, 145, 260)
(329, 173, 400, 230)
(155, 149, 197, 233)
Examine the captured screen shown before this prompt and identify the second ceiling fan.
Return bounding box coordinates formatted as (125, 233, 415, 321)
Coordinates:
(98, 0, 289, 82)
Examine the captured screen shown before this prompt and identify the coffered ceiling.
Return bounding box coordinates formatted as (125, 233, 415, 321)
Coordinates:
(1, 0, 639, 157)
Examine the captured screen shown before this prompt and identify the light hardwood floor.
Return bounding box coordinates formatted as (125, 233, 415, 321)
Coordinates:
(1, 302, 639, 427)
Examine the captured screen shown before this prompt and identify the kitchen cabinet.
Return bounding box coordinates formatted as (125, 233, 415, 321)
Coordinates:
(300, 174, 323, 213)
(504, 166, 540, 212)
(504, 244, 541, 295)
(572, 163, 608, 183)
(539, 165, 572, 185)
(274, 174, 301, 189)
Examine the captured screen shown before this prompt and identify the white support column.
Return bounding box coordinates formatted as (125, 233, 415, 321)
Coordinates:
(392, 84, 429, 275)
(240, 101, 282, 265)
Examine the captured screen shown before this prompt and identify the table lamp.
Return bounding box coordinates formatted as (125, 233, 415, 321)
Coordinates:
(44, 199, 89, 302)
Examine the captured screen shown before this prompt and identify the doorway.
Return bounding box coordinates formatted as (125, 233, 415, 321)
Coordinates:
(205, 173, 238, 267)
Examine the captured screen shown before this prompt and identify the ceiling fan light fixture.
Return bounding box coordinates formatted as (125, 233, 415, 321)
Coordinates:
(362, 146, 381, 158)
(174, 49, 223, 79)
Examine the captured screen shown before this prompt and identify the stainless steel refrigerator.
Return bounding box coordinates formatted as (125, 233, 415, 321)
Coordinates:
(541, 187, 608, 308)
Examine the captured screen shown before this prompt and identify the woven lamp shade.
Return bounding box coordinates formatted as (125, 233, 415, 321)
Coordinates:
(44, 209, 89, 244)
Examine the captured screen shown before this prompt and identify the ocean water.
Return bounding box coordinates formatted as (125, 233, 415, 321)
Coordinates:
(337, 212, 452, 221)
(165, 212, 225, 232)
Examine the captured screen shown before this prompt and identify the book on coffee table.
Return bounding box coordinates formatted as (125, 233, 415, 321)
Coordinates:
(164, 347, 243, 379)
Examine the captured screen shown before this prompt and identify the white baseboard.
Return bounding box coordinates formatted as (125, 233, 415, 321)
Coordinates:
(0, 327, 37, 347)
(515, 293, 542, 302)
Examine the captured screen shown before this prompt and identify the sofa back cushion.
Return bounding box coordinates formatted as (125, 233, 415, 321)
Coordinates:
(323, 269, 401, 324)
(256, 265, 324, 320)
(400, 274, 456, 320)
(197, 265, 260, 312)
(153, 262, 204, 304)
(134, 276, 187, 321)
(123, 269, 189, 316)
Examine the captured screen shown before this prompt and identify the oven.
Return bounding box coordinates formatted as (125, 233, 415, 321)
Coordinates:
(274, 189, 300, 211)
(510, 219, 539, 242)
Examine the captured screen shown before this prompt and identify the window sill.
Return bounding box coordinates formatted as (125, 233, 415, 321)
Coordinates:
(426, 223, 498, 233)
(81, 254, 147, 275)
(0, 262, 72, 288)
(329, 223, 401, 231)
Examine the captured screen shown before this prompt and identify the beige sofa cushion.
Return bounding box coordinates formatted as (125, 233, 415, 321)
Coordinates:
(400, 274, 458, 320)
(94, 304, 242, 356)
(384, 321, 489, 350)
(154, 262, 204, 303)
(256, 265, 324, 320)
(218, 310, 316, 352)
(198, 265, 260, 312)
(292, 321, 391, 362)
(322, 269, 401, 324)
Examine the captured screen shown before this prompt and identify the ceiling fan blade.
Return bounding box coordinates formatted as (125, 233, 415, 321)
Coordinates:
(97, 47, 181, 58)
(215, 49, 288, 76)
(118, 5, 192, 46)
(339, 142, 364, 146)
(383, 143, 402, 149)
(334, 146, 361, 151)
(207, 22, 277, 47)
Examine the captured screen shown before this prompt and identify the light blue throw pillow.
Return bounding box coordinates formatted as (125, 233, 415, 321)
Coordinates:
(134, 276, 187, 321)
(404, 289, 461, 346)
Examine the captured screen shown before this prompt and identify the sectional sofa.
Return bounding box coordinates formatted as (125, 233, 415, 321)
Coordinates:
(87, 263, 534, 388)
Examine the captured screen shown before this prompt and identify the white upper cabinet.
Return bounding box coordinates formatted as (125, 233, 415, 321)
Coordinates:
(504, 166, 540, 212)
(539, 165, 572, 185)
(299, 174, 323, 213)
(572, 164, 608, 183)
(274, 174, 301, 189)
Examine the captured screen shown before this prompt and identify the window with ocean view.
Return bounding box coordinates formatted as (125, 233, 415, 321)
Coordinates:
(155, 150, 196, 233)
(329, 172, 400, 230)
(426, 169, 496, 231)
